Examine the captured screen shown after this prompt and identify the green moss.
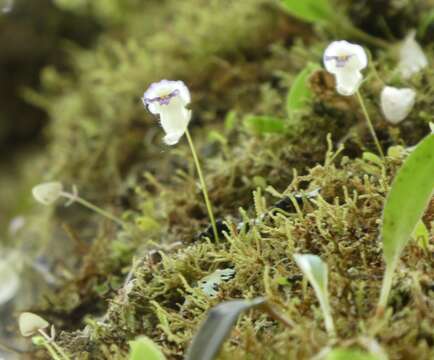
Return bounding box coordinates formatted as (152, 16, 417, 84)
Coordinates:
(8, 0, 434, 359)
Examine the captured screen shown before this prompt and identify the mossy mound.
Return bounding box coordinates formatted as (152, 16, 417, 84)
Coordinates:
(6, 0, 434, 359)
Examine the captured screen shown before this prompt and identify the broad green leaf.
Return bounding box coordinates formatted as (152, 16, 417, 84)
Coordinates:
(294, 254, 334, 336)
(129, 337, 166, 360)
(286, 63, 319, 115)
(185, 298, 265, 360)
(245, 116, 285, 134)
(281, 0, 333, 23)
(326, 348, 380, 360)
(381, 133, 434, 266)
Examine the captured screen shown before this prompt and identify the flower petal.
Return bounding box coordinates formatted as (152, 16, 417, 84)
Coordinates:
(381, 86, 416, 124)
(335, 70, 363, 96)
(398, 31, 428, 79)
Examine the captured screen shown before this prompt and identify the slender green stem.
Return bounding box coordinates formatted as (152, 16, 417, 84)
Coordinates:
(339, 21, 389, 49)
(38, 331, 64, 360)
(377, 261, 396, 314)
(356, 91, 385, 159)
(185, 129, 220, 243)
(61, 192, 125, 227)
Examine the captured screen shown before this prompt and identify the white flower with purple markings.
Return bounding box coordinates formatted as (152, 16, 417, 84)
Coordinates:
(142, 80, 192, 145)
(323, 40, 368, 96)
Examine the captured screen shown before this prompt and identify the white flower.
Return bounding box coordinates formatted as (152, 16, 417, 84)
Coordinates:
(398, 30, 428, 79)
(380, 86, 416, 124)
(142, 80, 192, 145)
(323, 40, 368, 96)
(18, 312, 49, 337)
(32, 182, 63, 205)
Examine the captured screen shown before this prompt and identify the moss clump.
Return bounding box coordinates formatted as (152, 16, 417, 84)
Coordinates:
(7, 0, 434, 359)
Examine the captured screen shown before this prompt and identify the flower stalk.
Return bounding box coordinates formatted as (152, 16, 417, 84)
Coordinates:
(185, 129, 220, 243)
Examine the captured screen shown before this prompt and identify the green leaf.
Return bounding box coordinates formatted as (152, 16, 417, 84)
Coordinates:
(245, 116, 285, 134)
(326, 348, 380, 360)
(287, 63, 319, 115)
(280, 0, 333, 23)
(418, 9, 434, 37)
(382, 133, 434, 266)
(293, 254, 335, 335)
(412, 219, 429, 251)
(129, 337, 166, 360)
(185, 298, 265, 360)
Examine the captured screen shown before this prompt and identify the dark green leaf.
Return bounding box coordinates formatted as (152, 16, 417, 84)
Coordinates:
(281, 0, 333, 23)
(382, 133, 434, 266)
(185, 298, 265, 360)
(245, 116, 285, 134)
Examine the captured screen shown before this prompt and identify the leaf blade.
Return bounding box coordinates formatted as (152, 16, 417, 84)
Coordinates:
(381, 133, 434, 266)
(287, 63, 319, 115)
(185, 298, 265, 360)
(128, 337, 166, 360)
(281, 0, 333, 23)
(245, 116, 285, 134)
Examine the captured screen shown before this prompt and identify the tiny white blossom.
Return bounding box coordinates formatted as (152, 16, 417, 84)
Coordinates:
(323, 40, 368, 96)
(142, 80, 192, 145)
(380, 86, 416, 124)
(398, 30, 428, 79)
(32, 182, 63, 205)
(18, 312, 49, 337)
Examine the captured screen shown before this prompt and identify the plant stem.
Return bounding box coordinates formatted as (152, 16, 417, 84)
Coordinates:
(61, 192, 125, 227)
(319, 296, 336, 338)
(356, 91, 385, 159)
(38, 331, 64, 360)
(185, 129, 220, 243)
(377, 261, 396, 315)
(340, 21, 389, 49)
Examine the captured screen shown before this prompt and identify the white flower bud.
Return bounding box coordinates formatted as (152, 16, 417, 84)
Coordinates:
(32, 182, 63, 205)
(380, 86, 416, 124)
(142, 80, 191, 145)
(323, 40, 367, 96)
(398, 30, 428, 79)
(18, 312, 49, 337)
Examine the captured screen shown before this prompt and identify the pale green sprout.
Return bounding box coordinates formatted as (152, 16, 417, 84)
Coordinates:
(377, 133, 434, 313)
(128, 337, 166, 360)
(294, 254, 335, 337)
(32, 181, 125, 227)
(19, 312, 70, 360)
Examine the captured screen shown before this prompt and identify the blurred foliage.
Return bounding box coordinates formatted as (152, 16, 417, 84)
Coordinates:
(0, 0, 433, 359)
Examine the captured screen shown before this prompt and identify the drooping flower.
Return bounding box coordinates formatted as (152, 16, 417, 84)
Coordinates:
(18, 312, 49, 337)
(323, 40, 368, 96)
(142, 80, 192, 145)
(32, 182, 63, 205)
(380, 86, 416, 124)
(398, 30, 428, 79)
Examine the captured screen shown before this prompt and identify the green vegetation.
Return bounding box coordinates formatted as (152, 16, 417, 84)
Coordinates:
(2, 0, 433, 359)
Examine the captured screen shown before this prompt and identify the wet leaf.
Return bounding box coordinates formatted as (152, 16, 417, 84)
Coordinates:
(185, 297, 265, 360)
(281, 0, 333, 23)
(382, 133, 434, 266)
(129, 337, 166, 360)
